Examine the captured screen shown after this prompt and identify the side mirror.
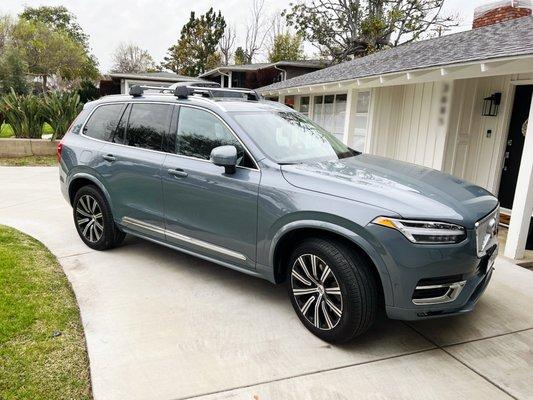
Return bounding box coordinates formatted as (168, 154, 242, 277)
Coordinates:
(210, 145, 237, 174)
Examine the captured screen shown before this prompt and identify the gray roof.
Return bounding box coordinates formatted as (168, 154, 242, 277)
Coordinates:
(199, 60, 325, 77)
(258, 16, 533, 92)
(108, 71, 202, 82)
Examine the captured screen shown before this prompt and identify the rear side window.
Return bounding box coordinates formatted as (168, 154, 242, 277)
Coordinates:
(83, 104, 124, 141)
(176, 106, 254, 168)
(125, 103, 173, 151)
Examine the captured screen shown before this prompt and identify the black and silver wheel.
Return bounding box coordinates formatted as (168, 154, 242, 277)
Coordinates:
(73, 185, 125, 251)
(288, 238, 378, 343)
(291, 254, 343, 330)
(76, 194, 104, 243)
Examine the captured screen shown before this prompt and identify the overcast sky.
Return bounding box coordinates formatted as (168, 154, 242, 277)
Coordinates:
(1, 0, 491, 73)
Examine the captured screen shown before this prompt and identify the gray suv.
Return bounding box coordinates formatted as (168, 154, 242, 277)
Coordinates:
(59, 86, 499, 343)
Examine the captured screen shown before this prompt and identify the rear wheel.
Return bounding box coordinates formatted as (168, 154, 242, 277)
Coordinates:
(288, 238, 378, 343)
(73, 185, 125, 250)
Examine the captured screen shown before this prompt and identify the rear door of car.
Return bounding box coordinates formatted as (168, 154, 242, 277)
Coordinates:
(161, 105, 260, 270)
(96, 102, 174, 240)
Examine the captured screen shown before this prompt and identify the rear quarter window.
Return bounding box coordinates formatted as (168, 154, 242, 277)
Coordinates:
(82, 104, 125, 141)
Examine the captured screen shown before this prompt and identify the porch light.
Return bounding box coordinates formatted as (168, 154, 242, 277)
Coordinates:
(482, 92, 501, 117)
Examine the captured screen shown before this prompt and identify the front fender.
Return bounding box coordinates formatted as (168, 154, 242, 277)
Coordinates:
(268, 219, 394, 307)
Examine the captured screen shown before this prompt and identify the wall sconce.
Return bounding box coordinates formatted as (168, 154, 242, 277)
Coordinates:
(482, 92, 501, 117)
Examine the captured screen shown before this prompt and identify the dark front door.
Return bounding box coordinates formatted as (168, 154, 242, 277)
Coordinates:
(498, 85, 532, 209)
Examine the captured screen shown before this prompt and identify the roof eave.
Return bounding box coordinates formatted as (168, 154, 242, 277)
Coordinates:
(258, 54, 533, 94)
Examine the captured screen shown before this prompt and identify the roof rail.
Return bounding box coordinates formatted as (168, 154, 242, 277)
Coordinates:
(129, 85, 261, 101)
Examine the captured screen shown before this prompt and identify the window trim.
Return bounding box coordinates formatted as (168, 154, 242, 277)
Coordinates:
(81, 102, 126, 143)
(80, 101, 259, 171)
(171, 104, 259, 171)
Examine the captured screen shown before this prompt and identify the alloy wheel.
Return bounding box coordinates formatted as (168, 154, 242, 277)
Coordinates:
(290, 254, 343, 330)
(76, 194, 104, 243)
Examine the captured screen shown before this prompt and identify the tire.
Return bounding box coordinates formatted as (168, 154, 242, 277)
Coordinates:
(287, 238, 378, 343)
(73, 185, 126, 251)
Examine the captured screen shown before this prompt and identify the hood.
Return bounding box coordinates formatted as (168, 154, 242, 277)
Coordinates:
(281, 154, 498, 228)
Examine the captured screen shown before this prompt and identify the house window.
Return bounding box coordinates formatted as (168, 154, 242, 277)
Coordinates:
(299, 97, 310, 116)
(312, 93, 347, 141)
(352, 91, 371, 152)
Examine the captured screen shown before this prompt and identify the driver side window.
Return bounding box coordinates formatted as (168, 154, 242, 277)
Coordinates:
(176, 107, 255, 168)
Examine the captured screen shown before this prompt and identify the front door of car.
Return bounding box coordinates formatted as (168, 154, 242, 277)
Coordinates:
(161, 105, 260, 269)
(97, 102, 174, 239)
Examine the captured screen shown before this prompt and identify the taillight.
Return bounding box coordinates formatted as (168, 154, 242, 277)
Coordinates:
(57, 138, 64, 163)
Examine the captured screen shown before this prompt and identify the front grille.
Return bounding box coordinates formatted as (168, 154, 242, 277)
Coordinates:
(475, 207, 500, 257)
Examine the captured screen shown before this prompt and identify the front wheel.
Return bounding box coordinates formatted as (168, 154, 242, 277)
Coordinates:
(288, 238, 378, 343)
(73, 185, 125, 251)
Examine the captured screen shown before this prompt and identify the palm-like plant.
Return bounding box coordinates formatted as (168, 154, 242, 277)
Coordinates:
(0, 90, 45, 138)
(42, 91, 82, 140)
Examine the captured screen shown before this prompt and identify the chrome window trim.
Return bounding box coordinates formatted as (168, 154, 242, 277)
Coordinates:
(79, 101, 260, 172)
(174, 103, 259, 170)
(122, 217, 247, 261)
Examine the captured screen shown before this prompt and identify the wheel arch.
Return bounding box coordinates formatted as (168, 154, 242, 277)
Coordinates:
(68, 173, 113, 210)
(270, 221, 393, 306)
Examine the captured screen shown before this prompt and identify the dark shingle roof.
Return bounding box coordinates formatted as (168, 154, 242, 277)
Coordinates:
(199, 60, 325, 77)
(258, 17, 533, 92)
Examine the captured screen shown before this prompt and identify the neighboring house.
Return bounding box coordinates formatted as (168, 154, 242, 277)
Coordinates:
(257, 1, 533, 261)
(198, 61, 325, 91)
(100, 72, 205, 95)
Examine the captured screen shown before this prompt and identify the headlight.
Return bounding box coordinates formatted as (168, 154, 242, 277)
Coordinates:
(372, 217, 466, 244)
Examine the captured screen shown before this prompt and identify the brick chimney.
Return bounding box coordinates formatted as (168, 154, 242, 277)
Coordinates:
(473, 0, 532, 29)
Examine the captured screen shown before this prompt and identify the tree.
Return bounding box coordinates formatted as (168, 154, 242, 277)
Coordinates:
(19, 6, 88, 47)
(219, 26, 236, 65)
(19, 6, 98, 77)
(268, 33, 304, 62)
(112, 43, 156, 73)
(162, 8, 226, 76)
(205, 52, 223, 71)
(283, 0, 456, 63)
(0, 46, 29, 95)
(244, 0, 268, 63)
(234, 47, 247, 65)
(12, 19, 96, 91)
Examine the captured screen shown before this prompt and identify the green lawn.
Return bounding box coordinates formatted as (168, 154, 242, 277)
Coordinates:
(0, 123, 54, 138)
(0, 226, 91, 400)
(0, 155, 58, 166)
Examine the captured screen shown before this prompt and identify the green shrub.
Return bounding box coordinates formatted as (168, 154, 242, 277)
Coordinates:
(0, 90, 82, 140)
(42, 91, 82, 140)
(0, 90, 44, 138)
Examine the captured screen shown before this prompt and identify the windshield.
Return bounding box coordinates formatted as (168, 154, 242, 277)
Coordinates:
(231, 111, 357, 164)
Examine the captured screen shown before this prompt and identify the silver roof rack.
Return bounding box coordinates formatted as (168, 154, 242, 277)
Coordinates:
(129, 85, 261, 101)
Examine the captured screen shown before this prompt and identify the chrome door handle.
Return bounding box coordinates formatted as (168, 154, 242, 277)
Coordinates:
(168, 168, 188, 178)
(102, 154, 116, 162)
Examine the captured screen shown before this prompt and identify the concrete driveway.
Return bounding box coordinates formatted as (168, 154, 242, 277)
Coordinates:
(1, 166, 533, 400)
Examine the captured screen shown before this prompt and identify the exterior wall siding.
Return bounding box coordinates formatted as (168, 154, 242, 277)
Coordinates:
(369, 81, 452, 170)
(443, 75, 514, 193)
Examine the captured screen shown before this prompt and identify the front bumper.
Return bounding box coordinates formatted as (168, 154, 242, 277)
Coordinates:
(386, 246, 496, 320)
(366, 221, 498, 321)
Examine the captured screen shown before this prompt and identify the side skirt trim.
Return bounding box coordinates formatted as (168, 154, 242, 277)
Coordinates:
(122, 216, 247, 261)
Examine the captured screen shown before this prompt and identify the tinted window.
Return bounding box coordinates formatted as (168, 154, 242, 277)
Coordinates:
(125, 103, 173, 151)
(176, 107, 254, 168)
(83, 104, 124, 141)
(112, 104, 130, 145)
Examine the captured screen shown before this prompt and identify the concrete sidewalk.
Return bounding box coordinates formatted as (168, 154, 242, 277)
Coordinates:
(1, 166, 532, 400)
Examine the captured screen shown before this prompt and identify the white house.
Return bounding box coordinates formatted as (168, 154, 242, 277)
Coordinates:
(258, 1, 533, 261)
